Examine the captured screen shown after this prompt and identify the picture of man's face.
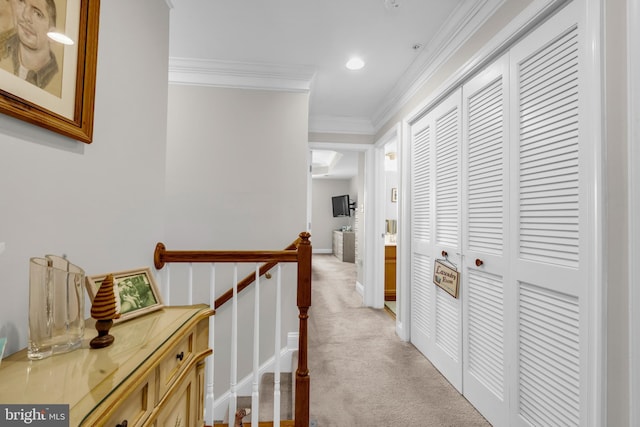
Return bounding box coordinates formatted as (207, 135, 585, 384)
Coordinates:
(14, 0, 55, 51)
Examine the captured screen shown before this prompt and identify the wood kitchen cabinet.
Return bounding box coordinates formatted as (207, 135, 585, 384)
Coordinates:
(385, 245, 396, 301)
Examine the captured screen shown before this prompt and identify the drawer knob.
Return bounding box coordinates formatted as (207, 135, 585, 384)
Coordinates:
(116, 421, 128, 427)
(176, 351, 184, 361)
(475, 258, 484, 267)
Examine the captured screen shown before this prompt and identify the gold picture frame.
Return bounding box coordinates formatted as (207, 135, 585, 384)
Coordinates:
(0, 0, 100, 143)
(86, 267, 164, 323)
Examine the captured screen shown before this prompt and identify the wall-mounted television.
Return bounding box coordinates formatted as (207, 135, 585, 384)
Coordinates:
(332, 194, 351, 217)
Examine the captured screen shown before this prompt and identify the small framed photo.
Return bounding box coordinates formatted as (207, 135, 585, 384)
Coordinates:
(0, 337, 6, 366)
(86, 267, 164, 323)
(391, 187, 398, 203)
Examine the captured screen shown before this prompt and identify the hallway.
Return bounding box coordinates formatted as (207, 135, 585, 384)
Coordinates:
(308, 254, 490, 426)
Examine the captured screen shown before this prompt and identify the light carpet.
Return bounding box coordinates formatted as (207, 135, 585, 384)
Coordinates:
(308, 254, 491, 426)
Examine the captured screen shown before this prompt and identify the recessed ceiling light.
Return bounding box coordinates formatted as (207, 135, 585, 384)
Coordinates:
(346, 57, 365, 71)
(384, 0, 400, 9)
(47, 31, 74, 45)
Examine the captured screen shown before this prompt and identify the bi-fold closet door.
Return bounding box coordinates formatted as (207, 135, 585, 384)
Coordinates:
(408, 53, 510, 419)
(410, 2, 590, 426)
(410, 89, 463, 391)
(460, 52, 510, 427)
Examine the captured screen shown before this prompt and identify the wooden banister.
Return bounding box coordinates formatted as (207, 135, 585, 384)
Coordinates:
(154, 238, 301, 269)
(154, 247, 298, 267)
(154, 237, 304, 309)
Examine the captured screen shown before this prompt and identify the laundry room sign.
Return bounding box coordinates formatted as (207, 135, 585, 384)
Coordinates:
(433, 260, 460, 298)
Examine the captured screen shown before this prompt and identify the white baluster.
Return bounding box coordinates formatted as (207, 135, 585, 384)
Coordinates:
(252, 264, 260, 427)
(187, 262, 193, 305)
(165, 263, 171, 305)
(274, 264, 282, 426)
(229, 263, 238, 424)
(205, 263, 215, 425)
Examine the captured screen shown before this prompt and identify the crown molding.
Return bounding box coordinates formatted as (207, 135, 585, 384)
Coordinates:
(309, 115, 375, 135)
(402, 0, 568, 128)
(166, 0, 502, 135)
(168, 58, 316, 93)
(371, 0, 505, 131)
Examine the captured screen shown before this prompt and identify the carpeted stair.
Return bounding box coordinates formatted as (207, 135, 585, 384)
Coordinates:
(214, 368, 296, 427)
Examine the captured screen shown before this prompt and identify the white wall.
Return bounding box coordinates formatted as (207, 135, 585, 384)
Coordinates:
(605, 0, 630, 424)
(0, 0, 169, 356)
(164, 86, 308, 250)
(355, 151, 366, 286)
(628, 2, 640, 424)
(385, 170, 398, 222)
(311, 179, 354, 252)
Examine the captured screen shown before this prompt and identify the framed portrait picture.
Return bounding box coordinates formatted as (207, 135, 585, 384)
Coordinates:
(86, 267, 164, 323)
(0, 0, 100, 143)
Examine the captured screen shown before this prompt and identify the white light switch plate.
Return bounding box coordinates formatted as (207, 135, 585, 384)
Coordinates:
(0, 242, 5, 254)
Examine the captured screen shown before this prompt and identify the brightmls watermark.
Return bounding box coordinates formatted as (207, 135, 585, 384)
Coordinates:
(0, 405, 68, 426)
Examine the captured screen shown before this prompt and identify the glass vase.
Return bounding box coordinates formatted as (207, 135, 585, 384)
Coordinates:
(28, 255, 85, 360)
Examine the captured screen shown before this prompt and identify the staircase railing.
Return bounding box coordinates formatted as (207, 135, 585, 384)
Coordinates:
(153, 232, 312, 427)
(212, 239, 302, 310)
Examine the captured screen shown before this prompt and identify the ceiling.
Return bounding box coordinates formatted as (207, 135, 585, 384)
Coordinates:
(167, 0, 501, 177)
(311, 150, 360, 180)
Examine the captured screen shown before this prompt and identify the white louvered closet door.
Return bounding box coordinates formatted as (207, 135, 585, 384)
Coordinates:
(410, 110, 433, 358)
(410, 89, 463, 392)
(461, 54, 510, 427)
(508, 2, 588, 426)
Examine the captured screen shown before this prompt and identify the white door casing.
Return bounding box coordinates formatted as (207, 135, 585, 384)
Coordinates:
(629, 0, 640, 424)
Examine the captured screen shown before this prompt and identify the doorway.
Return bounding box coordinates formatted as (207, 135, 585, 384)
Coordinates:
(309, 134, 406, 339)
(308, 142, 366, 297)
(383, 140, 398, 317)
(369, 123, 405, 337)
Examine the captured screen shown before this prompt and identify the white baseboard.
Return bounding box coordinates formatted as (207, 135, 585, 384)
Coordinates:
(213, 332, 299, 420)
(355, 280, 364, 297)
(313, 248, 332, 254)
(396, 319, 409, 342)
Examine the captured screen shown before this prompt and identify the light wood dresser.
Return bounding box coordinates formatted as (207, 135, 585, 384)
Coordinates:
(0, 304, 213, 426)
(332, 230, 355, 263)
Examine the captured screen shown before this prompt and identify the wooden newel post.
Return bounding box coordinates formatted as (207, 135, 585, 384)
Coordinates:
(154, 242, 166, 270)
(295, 232, 312, 427)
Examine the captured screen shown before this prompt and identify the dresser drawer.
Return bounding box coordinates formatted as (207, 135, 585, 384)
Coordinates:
(158, 332, 194, 398)
(155, 368, 197, 427)
(103, 370, 156, 427)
